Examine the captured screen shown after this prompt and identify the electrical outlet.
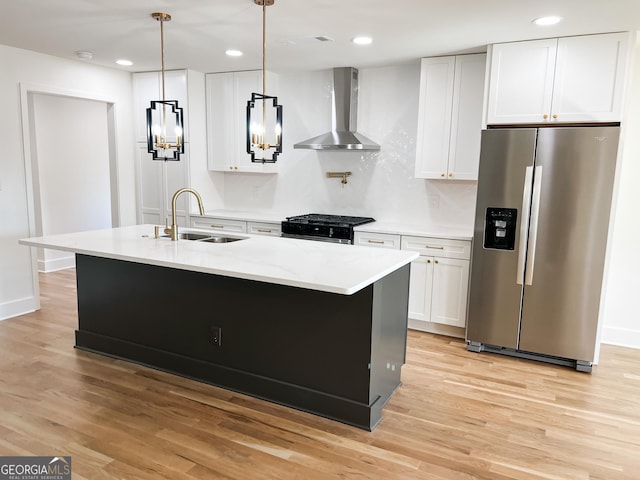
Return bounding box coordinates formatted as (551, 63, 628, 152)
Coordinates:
(428, 194, 440, 209)
(210, 326, 222, 347)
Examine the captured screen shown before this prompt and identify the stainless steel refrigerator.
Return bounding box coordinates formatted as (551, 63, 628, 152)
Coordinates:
(466, 127, 619, 372)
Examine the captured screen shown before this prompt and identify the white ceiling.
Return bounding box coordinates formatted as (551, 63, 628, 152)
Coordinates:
(1, 0, 639, 74)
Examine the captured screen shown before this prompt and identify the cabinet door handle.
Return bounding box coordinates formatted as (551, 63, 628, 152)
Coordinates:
(427, 259, 432, 263)
(449, 173, 453, 177)
(211, 224, 224, 229)
(543, 114, 549, 120)
(368, 239, 385, 244)
(552, 114, 558, 119)
(435, 260, 439, 264)
(425, 245, 444, 250)
(257, 229, 272, 233)
(441, 173, 445, 177)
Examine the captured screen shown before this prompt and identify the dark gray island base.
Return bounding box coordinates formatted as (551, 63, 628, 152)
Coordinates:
(74, 254, 411, 430)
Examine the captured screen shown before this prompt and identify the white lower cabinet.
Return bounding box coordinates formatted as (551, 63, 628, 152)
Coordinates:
(189, 217, 281, 236)
(408, 255, 469, 329)
(402, 236, 470, 336)
(135, 144, 190, 227)
(247, 221, 281, 236)
(190, 216, 247, 233)
(353, 231, 401, 249)
(354, 231, 471, 338)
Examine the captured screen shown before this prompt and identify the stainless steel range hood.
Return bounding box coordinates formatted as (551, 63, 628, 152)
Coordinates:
(294, 67, 380, 151)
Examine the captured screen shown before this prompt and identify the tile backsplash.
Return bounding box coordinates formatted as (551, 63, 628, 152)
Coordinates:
(220, 64, 477, 228)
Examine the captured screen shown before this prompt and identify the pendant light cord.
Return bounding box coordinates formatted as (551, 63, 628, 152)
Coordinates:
(160, 16, 166, 102)
(262, 2, 267, 135)
(262, 2, 266, 97)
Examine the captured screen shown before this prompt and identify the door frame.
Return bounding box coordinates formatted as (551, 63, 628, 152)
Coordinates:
(19, 82, 121, 302)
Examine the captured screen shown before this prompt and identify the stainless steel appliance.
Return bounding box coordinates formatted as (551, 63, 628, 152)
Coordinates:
(466, 127, 620, 372)
(281, 214, 375, 244)
(293, 67, 380, 151)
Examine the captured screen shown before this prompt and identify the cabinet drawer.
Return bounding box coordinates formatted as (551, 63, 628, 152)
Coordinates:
(354, 232, 401, 249)
(247, 221, 282, 236)
(401, 236, 470, 260)
(190, 217, 247, 233)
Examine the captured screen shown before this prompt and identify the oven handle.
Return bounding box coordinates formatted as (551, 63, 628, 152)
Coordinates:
(280, 233, 352, 244)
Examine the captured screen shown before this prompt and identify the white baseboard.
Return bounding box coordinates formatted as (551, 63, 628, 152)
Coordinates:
(0, 296, 39, 321)
(38, 256, 75, 273)
(600, 326, 640, 350)
(408, 318, 465, 339)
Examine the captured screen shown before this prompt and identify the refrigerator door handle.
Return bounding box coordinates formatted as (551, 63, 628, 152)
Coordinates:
(516, 166, 534, 285)
(525, 166, 543, 285)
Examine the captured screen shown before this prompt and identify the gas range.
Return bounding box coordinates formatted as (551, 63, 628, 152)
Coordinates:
(281, 214, 375, 244)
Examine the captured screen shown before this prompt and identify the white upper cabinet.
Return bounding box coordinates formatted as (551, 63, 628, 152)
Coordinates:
(415, 54, 486, 180)
(132, 70, 205, 227)
(133, 70, 189, 142)
(486, 33, 630, 124)
(552, 33, 629, 123)
(206, 70, 278, 174)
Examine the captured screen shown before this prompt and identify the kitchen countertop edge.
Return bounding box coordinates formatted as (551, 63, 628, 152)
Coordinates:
(19, 225, 418, 296)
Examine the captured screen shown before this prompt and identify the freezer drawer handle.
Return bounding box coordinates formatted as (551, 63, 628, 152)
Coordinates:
(525, 166, 543, 285)
(516, 166, 534, 285)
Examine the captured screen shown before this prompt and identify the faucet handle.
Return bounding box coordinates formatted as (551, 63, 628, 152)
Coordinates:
(163, 217, 173, 236)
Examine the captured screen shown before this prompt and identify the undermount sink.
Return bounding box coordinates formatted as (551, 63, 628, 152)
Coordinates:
(180, 232, 214, 241)
(159, 232, 247, 243)
(200, 236, 245, 243)
(160, 232, 211, 241)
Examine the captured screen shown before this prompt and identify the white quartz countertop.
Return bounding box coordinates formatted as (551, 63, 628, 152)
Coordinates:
(20, 225, 418, 295)
(197, 210, 474, 240)
(354, 221, 473, 241)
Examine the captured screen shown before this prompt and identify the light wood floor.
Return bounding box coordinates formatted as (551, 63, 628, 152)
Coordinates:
(1, 269, 639, 479)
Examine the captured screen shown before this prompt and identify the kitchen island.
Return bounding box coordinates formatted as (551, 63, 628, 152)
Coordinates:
(20, 225, 418, 430)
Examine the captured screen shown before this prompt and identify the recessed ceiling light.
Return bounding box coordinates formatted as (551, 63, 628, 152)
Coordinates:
(352, 36, 373, 46)
(533, 16, 563, 26)
(115, 59, 133, 66)
(225, 49, 243, 57)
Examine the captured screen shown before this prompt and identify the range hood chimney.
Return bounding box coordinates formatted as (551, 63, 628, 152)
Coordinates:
(294, 67, 380, 151)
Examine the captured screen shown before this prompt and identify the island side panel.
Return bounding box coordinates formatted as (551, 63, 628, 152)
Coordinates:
(370, 263, 410, 416)
(75, 254, 407, 429)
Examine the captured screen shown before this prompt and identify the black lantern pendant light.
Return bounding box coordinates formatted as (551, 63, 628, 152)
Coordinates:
(246, 0, 283, 163)
(147, 12, 184, 161)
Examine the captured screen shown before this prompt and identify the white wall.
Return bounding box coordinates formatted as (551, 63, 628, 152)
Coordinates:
(31, 93, 113, 272)
(219, 64, 477, 228)
(0, 44, 135, 320)
(600, 36, 640, 348)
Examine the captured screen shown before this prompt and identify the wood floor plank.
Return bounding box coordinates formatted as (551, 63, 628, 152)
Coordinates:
(0, 268, 639, 479)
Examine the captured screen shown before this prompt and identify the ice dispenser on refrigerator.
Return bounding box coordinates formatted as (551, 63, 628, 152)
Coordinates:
(484, 208, 517, 250)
